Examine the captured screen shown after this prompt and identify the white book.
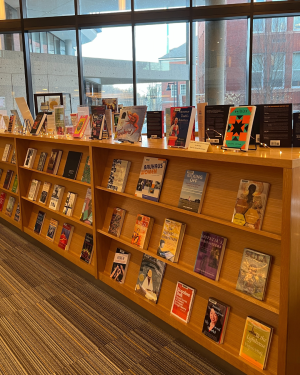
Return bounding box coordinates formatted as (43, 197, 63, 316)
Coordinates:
(107, 159, 131, 193)
(28, 179, 41, 201)
(2, 144, 12, 161)
(63, 192, 77, 216)
(39, 182, 52, 205)
(24, 148, 37, 169)
(49, 185, 65, 211)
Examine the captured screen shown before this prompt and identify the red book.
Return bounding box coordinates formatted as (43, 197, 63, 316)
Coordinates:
(170, 281, 196, 323)
(0, 192, 6, 211)
(58, 223, 74, 250)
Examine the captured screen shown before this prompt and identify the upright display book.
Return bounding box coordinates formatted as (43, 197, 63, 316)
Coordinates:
(239, 317, 273, 370)
(80, 188, 92, 225)
(2, 144, 12, 161)
(5, 196, 15, 217)
(0, 192, 6, 211)
(30, 112, 47, 135)
(91, 106, 106, 139)
(46, 219, 58, 242)
(39, 182, 51, 205)
(131, 214, 154, 250)
(205, 105, 233, 144)
(73, 115, 89, 139)
(46, 149, 63, 175)
(7, 115, 15, 133)
(135, 254, 166, 304)
(11, 175, 18, 194)
(202, 298, 230, 344)
(178, 170, 209, 213)
(194, 232, 227, 281)
(116, 106, 147, 143)
(223, 106, 256, 151)
(232, 180, 270, 230)
(11, 109, 22, 130)
(157, 219, 186, 263)
(80, 233, 94, 264)
(54, 106, 65, 135)
(49, 185, 65, 211)
(170, 282, 196, 323)
(110, 248, 131, 284)
(10, 150, 16, 164)
(147, 111, 164, 139)
(108, 208, 126, 237)
(3, 170, 14, 190)
(135, 157, 167, 202)
(37, 152, 48, 171)
(2, 116, 9, 131)
(81, 156, 91, 184)
(293, 112, 300, 147)
(236, 248, 272, 301)
(34, 211, 46, 235)
(62, 151, 82, 180)
(14, 203, 20, 222)
(58, 223, 74, 250)
(15, 97, 34, 129)
(102, 98, 118, 113)
(63, 192, 77, 216)
(107, 159, 131, 193)
(28, 179, 41, 201)
(167, 107, 196, 148)
(24, 148, 37, 168)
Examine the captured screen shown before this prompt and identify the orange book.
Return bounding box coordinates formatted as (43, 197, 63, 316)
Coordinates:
(73, 115, 89, 138)
(131, 214, 154, 250)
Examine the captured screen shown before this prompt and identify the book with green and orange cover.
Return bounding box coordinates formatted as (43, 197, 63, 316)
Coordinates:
(73, 115, 89, 138)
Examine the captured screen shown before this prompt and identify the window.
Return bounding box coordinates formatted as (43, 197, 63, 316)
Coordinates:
(180, 84, 186, 95)
(80, 0, 131, 14)
(272, 17, 287, 33)
(1, 0, 20, 19)
(171, 84, 176, 98)
(270, 53, 285, 88)
(193, 0, 249, 6)
(294, 16, 300, 32)
(253, 19, 265, 33)
(292, 53, 300, 88)
(25, 0, 75, 17)
(135, 0, 187, 11)
(252, 54, 264, 89)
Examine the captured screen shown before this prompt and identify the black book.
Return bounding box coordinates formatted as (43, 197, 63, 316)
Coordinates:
(62, 151, 83, 180)
(3, 170, 14, 190)
(293, 112, 300, 147)
(147, 111, 164, 138)
(37, 152, 48, 171)
(80, 233, 94, 264)
(34, 211, 46, 235)
(205, 105, 233, 145)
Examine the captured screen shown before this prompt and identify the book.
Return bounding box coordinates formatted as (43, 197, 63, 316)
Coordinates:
(236, 248, 272, 301)
(194, 232, 227, 281)
(39, 182, 51, 205)
(2, 116, 9, 131)
(11, 175, 18, 194)
(157, 219, 186, 263)
(3, 170, 14, 190)
(105, 109, 113, 138)
(107, 159, 131, 193)
(147, 111, 164, 139)
(223, 106, 256, 151)
(135, 157, 167, 202)
(24, 148, 37, 168)
(178, 170, 209, 214)
(110, 248, 131, 284)
(37, 152, 48, 171)
(73, 115, 89, 139)
(116, 106, 147, 143)
(7, 115, 15, 133)
(49, 185, 65, 211)
(2, 144, 12, 161)
(102, 98, 118, 113)
(63, 192, 77, 216)
(34, 211, 46, 235)
(293, 112, 300, 147)
(202, 298, 230, 344)
(205, 105, 233, 144)
(165, 108, 171, 141)
(10, 150, 16, 164)
(108, 208, 126, 237)
(58, 223, 74, 250)
(80, 233, 94, 264)
(30, 112, 47, 135)
(91, 106, 106, 139)
(15, 97, 34, 129)
(70, 113, 78, 127)
(46, 219, 58, 242)
(54, 106, 65, 135)
(62, 151, 82, 180)
(28, 179, 41, 201)
(80, 188, 92, 225)
(46, 149, 63, 175)
(232, 180, 270, 230)
(5, 196, 15, 217)
(197, 103, 207, 141)
(167, 107, 196, 148)
(131, 214, 154, 250)
(81, 156, 91, 184)
(0, 192, 6, 211)
(170, 282, 196, 323)
(14, 203, 20, 222)
(0, 169, 3, 181)
(10, 109, 22, 129)
(240, 317, 273, 370)
(135, 254, 166, 304)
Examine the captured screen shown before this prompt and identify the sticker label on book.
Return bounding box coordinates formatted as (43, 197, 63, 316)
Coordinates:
(270, 140, 280, 146)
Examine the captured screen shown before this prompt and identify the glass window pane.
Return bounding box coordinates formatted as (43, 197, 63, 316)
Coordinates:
(29, 30, 79, 117)
(0, 33, 26, 115)
(135, 0, 187, 11)
(271, 17, 287, 33)
(253, 19, 265, 33)
(294, 17, 300, 32)
(25, 0, 74, 18)
(193, 0, 249, 6)
(1, 0, 20, 19)
(80, 0, 130, 14)
(292, 52, 300, 88)
(81, 26, 133, 107)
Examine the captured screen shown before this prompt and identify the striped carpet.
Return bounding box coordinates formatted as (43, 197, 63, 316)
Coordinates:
(0, 223, 226, 375)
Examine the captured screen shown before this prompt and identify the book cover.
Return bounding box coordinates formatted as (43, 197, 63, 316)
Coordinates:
(15, 97, 34, 129)
(135, 254, 166, 304)
(131, 214, 152, 249)
(236, 248, 272, 301)
(7, 115, 16, 133)
(194, 232, 227, 281)
(62, 151, 83, 180)
(63, 192, 77, 216)
(178, 170, 209, 213)
(0, 169, 3, 181)
(73, 115, 88, 138)
(2, 144, 12, 161)
(49, 185, 65, 211)
(46, 150, 63, 175)
(116, 106, 147, 143)
(5, 196, 15, 217)
(80, 233, 94, 264)
(239, 317, 273, 370)
(135, 157, 167, 202)
(147, 111, 164, 139)
(24, 148, 37, 168)
(0, 192, 6, 211)
(39, 182, 51, 205)
(37, 152, 48, 171)
(10, 109, 22, 130)
(223, 106, 256, 151)
(108, 207, 126, 237)
(34, 211, 46, 235)
(28, 179, 40, 201)
(202, 298, 230, 344)
(102, 98, 118, 113)
(232, 180, 270, 230)
(81, 156, 91, 184)
(11, 150, 16, 164)
(157, 219, 185, 263)
(3, 170, 14, 190)
(31, 112, 47, 135)
(80, 188, 93, 225)
(107, 159, 131, 193)
(110, 248, 131, 284)
(54, 106, 65, 135)
(170, 282, 196, 323)
(167, 107, 196, 148)
(58, 223, 74, 250)
(14, 203, 20, 222)
(205, 105, 233, 144)
(46, 219, 58, 242)
(91, 106, 106, 139)
(11, 175, 18, 194)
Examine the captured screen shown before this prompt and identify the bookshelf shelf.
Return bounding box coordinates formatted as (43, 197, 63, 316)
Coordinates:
(0, 187, 19, 197)
(0, 161, 16, 167)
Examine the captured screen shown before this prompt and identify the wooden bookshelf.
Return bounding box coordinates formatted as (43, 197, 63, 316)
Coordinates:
(0, 133, 299, 375)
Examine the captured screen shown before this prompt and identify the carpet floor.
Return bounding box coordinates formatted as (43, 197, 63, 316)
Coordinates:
(0, 223, 226, 375)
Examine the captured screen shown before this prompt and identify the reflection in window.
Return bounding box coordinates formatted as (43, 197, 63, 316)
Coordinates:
(193, 0, 249, 6)
(270, 53, 285, 88)
(253, 19, 265, 33)
(252, 54, 264, 89)
(180, 84, 186, 96)
(0, 0, 20, 20)
(80, 0, 130, 14)
(292, 53, 300, 88)
(135, 0, 186, 11)
(294, 17, 300, 32)
(25, 0, 74, 18)
(271, 17, 287, 33)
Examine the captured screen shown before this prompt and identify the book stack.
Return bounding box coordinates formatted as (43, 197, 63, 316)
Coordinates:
(131, 214, 154, 250)
(157, 219, 186, 263)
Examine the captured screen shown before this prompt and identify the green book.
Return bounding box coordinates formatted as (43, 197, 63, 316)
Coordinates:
(81, 156, 91, 184)
(11, 175, 18, 193)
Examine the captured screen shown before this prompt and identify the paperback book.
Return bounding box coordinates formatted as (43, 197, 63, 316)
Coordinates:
(131, 214, 154, 250)
(0, 192, 6, 211)
(14, 203, 20, 222)
(34, 211, 46, 235)
(81, 156, 91, 183)
(110, 248, 131, 284)
(58, 223, 74, 250)
(91, 105, 106, 139)
(30, 112, 47, 135)
(80, 233, 94, 264)
(62, 151, 82, 180)
(49, 185, 65, 211)
(2, 144, 12, 162)
(0, 169, 3, 181)
(54, 106, 65, 135)
(37, 152, 48, 171)
(39, 182, 51, 205)
(5, 196, 15, 217)
(73, 115, 89, 139)
(167, 107, 196, 148)
(170, 282, 196, 323)
(3, 170, 14, 190)
(46, 219, 58, 242)
(157, 219, 186, 263)
(24, 148, 37, 168)
(202, 298, 230, 344)
(46, 149, 63, 175)
(147, 111, 164, 139)
(10, 150, 16, 164)
(7, 115, 16, 133)
(28, 179, 41, 201)
(102, 98, 118, 113)
(63, 192, 77, 216)
(80, 188, 93, 225)
(11, 175, 18, 194)
(107, 159, 131, 193)
(135, 254, 166, 304)
(108, 208, 126, 237)
(116, 106, 147, 143)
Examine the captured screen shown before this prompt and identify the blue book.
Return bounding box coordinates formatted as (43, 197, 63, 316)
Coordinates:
(167, 107, 196, 148)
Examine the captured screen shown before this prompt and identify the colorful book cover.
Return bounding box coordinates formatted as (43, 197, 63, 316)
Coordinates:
(39, 182, 51, 205)
(131, 214, 151, 249)
(232, 180, 270, 230)
(54, 106, 65, 135)
(135, 254, 166, 304)
(63, 192, 77, 216)
(108, 208, 126, 237)
(73, 115, 88, 138)
(236, 248, 272, 301)
(46, 150, 62, 175)
(170, 282, 196, 323)
(80, 233, 94, 264)
(135, 157, 167, 202)
(5, 196, 15, 217)
(202, 298, 230, 344)
(107, 159, 131, 192)
(80, 188, 93, 225)
(31, 112, 46, 135)
(102, 98, 118, 113)
(223, 106, 256, 151)
(58, 223, 73, 250)
(239, 317, 273, 370)
(91, 106, 106, 139)
(2, 144, 11, 161)
(3, 170, 14, 190)
(11, 175, 18, 194)
(14, 203, 20, 222)
(0, 192, 6, 211)
(110, 248, 131, 284)
(81, 156, 91, 184)
(167, 107, 196, 148)
(194, 232, 227, 281)
(116, 106, 147, 143)
(46, 219, 58, 242)
(37, 152, 48, 171)
(49, 185, 64, 210)
(178, 170, 209, 213)
(157, 219, 185, 263)
(7, 115, 15, 133)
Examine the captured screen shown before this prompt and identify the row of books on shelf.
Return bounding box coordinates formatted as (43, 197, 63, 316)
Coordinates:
(1, 144, 16, 164)
(0, 192, 20, 220)
(0, 169, 18, 193)
(111, 249, 272, 370)
(33, 213, 93, 264)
